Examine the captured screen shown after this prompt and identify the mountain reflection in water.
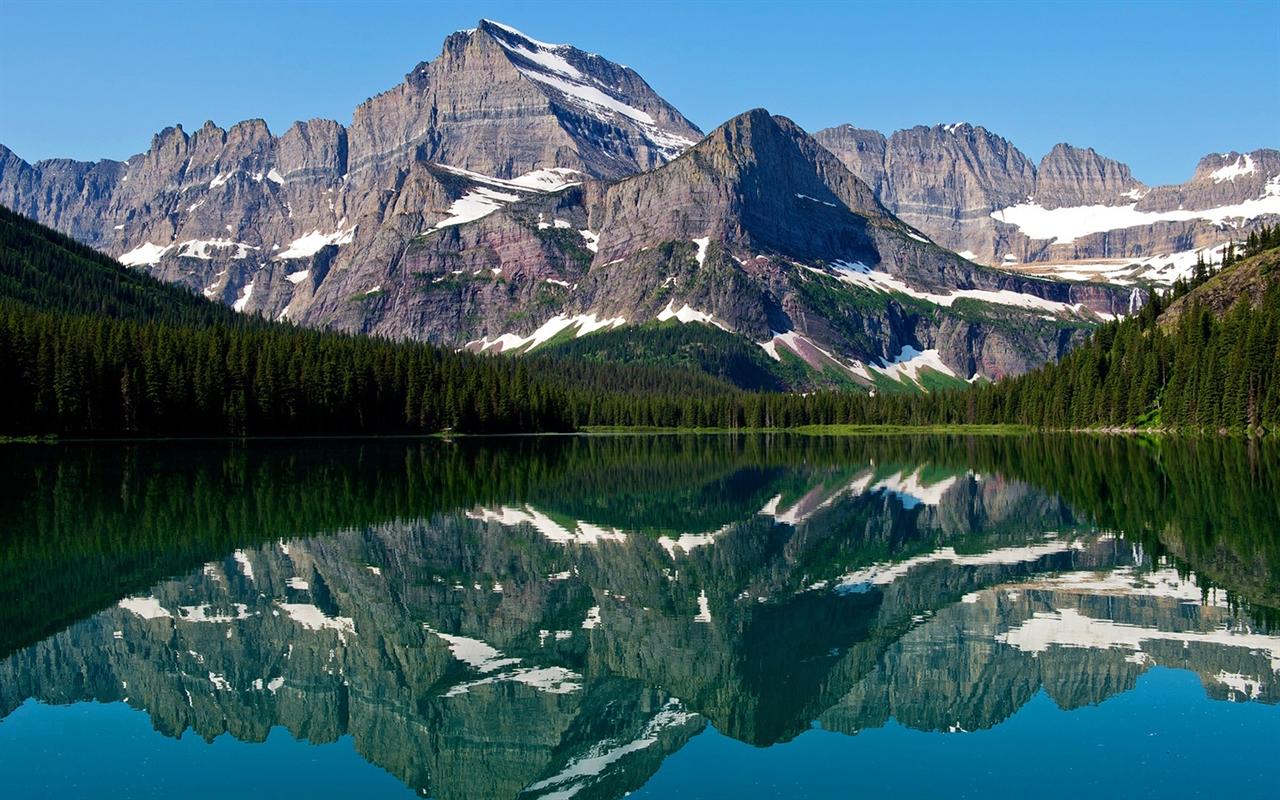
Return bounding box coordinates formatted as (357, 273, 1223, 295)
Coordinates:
(1, 435, 1276, 799)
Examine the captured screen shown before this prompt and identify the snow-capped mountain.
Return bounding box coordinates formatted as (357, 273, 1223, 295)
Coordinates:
(814, 123, 1279, 285)
(0, 19, 700, 313)
(0, 20, 1158, 386)
(296, 107, 1133, 384)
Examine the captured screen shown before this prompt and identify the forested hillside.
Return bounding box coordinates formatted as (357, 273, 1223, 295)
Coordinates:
(0, 207, 574, 436)
(2, 206, 1277, 437)
(932, 235, 1280, 431)
(0, 205, 236, 326)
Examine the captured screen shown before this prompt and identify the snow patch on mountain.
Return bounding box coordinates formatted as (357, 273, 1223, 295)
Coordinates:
(482, 20, 695, 159)
(693, 590, 712, 623)
(870, 468, 959, 509)
(176, 239, 258, 260)
(758, 330, 872, 381)
(435, 163, 582, 193)
(232, 280, 254, 312)
(997, 607, 1280, 669)
(692, 236, 710, 265)
(818, 261, 1104, 319)
(119, 242, 174, 267)
(1028, 242, 1235, 286)
(657, 525, 734, 558)
(276, 224, 356, 259)
(433, 187, 524, 230)
(869, 346, 957, 387)
(467, 504, 628, 546)
(1210, 154, 1255, 183)
(760, 472, 877, 526)
(277, 602, 355, 635)
(429, 165, 584, 233)
(657, 301, 728, 330)
(521, 699, 698, 798)
(834, 540, 1082, 594)
(991, 185, 1280, 244)
(425, 626, 522, 673)
(118, 596, 172, 620)
(520, 69, 656, 125)
(486, 20, 586, 79)
(468, 312, 627, 354)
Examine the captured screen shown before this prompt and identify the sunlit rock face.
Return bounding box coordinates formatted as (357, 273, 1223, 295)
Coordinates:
(815, 123, 1280, 285)
(0, 19, 699, 334)
(2, 435, 1277, 798)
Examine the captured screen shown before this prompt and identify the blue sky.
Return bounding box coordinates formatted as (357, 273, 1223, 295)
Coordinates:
(1, 0, 1276, 185)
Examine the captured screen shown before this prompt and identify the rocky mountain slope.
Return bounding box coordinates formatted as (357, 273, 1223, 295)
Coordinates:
(815, 123, 1280, 285)
(301, 108, 1136, 384)
(0, 19, 697, 318)
(2, 20, 1139, 386)
(1158, 244, 1279, 331)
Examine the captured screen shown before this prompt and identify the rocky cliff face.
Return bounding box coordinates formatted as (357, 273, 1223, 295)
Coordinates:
(0, 19, 698, 328)
(346, 20, 699, 183)
(815, 123, 1280, 284)
(1034, 143, 1144, 209)
(305, 109, 1136, 384)
(430, 110, 1131, 383)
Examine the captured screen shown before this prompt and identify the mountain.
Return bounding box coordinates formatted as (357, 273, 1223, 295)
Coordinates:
(297, 108, 1134, 385)
(0, 204, 235, 326)
(887, 239, 1280, 432)
(0, 21, 1135, 385)
(814, 123, 1280, 285)
(0, 205, 586, 438)
(0, 20, 698, 318)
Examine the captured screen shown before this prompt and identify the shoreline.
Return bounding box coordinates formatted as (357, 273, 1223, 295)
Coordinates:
(2, 423, 1269, 445)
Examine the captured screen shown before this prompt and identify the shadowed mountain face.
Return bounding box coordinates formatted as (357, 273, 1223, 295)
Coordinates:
(2, 435, 1277, 798)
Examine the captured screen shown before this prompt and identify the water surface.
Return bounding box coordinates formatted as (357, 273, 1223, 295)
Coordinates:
(1, 435, 1276, 798)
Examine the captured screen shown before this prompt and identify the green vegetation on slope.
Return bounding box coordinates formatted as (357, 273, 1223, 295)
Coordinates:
(922, 240, 1280, 432)
(0, 205, 237, 326)
(538, 321, 788, 391)
(0, 206, 572, 436)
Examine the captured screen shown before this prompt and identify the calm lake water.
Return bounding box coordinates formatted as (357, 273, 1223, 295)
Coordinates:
(1, 434, 1276, 799)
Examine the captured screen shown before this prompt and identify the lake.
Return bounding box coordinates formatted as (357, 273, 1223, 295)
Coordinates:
(1, 434, 1276, 799)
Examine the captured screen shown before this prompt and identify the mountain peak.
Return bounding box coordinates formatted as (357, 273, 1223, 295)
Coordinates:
(1033, 142, 1142, 209)
(594, 108, 890, 271)
(477, 19, 570, 51)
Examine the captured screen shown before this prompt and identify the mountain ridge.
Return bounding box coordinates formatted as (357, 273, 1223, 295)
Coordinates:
(814, 122, 1279, 284)
(434, 108, 1133, 385)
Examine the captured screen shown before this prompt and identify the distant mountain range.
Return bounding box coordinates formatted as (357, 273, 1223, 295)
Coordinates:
(814, 124, 1279, 283)
(1, 19, 1273, 384)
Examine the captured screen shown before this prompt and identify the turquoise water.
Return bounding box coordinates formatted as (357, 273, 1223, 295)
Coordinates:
(1, 435, 1276, 798)
(636, 670, 1280, 799)
(0, 702, 413, 798)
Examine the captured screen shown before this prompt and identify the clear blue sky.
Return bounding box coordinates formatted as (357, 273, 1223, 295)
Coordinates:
(2, 0, 1276, 185)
